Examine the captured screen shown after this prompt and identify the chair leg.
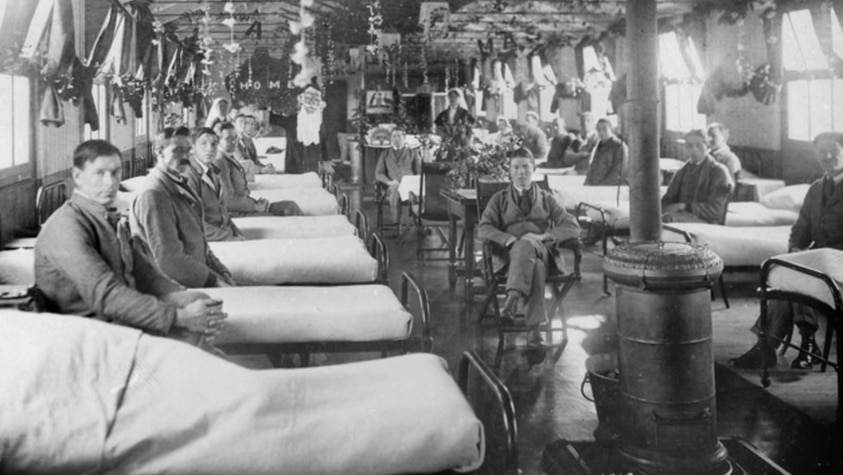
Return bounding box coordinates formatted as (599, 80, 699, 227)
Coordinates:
(779, 327, 793, 356)
(820, 321, 834, 373)
(718, 275, 730, 309)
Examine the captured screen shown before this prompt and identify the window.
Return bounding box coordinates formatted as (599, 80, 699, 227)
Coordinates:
(783, 8, 843, 141)
(0, 74, 31, 172)
(84, 84, 109, 140)
(135, 91, 147, 136)
(659, 31, 706, 132)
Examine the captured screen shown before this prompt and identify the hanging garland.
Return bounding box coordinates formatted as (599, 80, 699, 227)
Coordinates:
(290, 0, 317, 87)
(366, 1, 383, 56)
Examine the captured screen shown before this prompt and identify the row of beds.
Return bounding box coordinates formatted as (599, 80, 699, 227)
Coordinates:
(0, 172, 519, 474)
(538, 170, 841, 422)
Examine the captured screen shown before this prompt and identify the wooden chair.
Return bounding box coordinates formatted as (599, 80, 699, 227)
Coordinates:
(478, 238, 583, 368)
(35, 181, 68, 226)
(375, 181, 401, 238)
(414, 162, 452, 263)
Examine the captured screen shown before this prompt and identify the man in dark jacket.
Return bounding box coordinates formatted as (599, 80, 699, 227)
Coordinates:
(584, 118, 628, 186)
(35, 139, 227, 342)
(662, 129, 733, 223)
(731, 132, 843, 369)
(478, 148, 581, 345)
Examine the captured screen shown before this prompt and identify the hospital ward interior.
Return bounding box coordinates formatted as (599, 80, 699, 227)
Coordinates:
(3, 0, 843, 473)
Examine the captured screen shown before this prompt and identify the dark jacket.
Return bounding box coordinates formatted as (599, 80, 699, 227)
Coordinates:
(661, 155, 733, 224)
(434, 107, 475, 128)
(478, 183, 581, 272)
(790, 177, 843, 250)
(585, 136, 628, 186)
(35, 192, 182, 333)
(215, 151, 259, 216)
(375, 146, 421, 184)
(131, 166, 232, 287)
(184, 157, 243, 241)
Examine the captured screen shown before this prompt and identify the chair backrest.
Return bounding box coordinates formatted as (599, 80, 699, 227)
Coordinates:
(36, 181, 68, 226)
(419, 162, 451, 221)
(476, 178, 509, 221)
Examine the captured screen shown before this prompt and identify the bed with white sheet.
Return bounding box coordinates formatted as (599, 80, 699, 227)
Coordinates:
(661, 223, 791, 268)
(757, 248, 842, 420)
(233, 214, 361, 240)
(203, 272, 432, 359)
(250, 172, 323, 190)
(0, 309, 517, 474)
(0, 247, 35, 286)
(250, 186, 340, 216)
(209, 234, 386, 285)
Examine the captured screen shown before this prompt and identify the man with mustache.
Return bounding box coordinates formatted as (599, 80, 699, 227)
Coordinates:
(131, 128, 236, 288)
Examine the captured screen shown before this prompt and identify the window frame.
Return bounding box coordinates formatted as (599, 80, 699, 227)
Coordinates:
(0, 72, 35, 186)
(658, 31, 706, 134)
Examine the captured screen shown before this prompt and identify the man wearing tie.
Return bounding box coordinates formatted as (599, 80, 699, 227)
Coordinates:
(477, 148, 581, 346)
(35, 140, 227, 342)
(731, 132, 843, 369)
(184, 127, 244, 241)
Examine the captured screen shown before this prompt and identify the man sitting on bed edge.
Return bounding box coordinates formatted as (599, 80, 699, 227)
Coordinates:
(731, 131, 843, 370)
(34, 140, 228, 344)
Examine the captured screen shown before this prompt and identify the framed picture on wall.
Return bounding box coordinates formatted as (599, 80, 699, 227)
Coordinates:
(366, 90, 393, 114)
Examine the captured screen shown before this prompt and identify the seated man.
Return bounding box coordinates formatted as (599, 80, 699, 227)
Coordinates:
(215, 122, 303, 217)
(375, 127, 421, 228)
(731, 132, 843, 369)
(132, 128, 237, 288)
(661, 129, 733, 224)
(519, 111, 549, 161)
(562, 112, 600, 173)
(539, 117, 580, 171)
(478, 148, 581, 346)
(184, 127, 244, 242)
(35, 139, 227, 342)
(584, 118, 628, 186)
(707, 122, 742, 181)
(234, 113, 275, 178)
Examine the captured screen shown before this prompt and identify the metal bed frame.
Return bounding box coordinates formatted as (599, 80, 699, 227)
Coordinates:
(218, 271, 433, 367)
(758, 256, 841, 422)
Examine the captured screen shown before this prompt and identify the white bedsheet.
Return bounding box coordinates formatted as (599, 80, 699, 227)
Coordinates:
(250, 187, 340, 216)
(233, 215, 357, 240)
(0, 310, 484, 474)
(661, 224, 790, 267)
(251, 172, 322, 190)
(767, 248, 843, 309)
(201, 285, 412, 344)
(725, 202, 799, 227)
(0, 248, 35, 285)
(210, 236, 377, 284)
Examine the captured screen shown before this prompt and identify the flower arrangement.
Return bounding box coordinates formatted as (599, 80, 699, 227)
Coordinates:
(445, 140, 511, 189)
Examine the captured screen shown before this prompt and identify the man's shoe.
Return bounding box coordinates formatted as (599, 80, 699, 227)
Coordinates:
(729, 342, 777, 370)
(791, 335, 821, 370)
(526, 329, 545, 348)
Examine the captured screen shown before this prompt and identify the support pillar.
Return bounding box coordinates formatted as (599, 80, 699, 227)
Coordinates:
(626, 0, 661, 243)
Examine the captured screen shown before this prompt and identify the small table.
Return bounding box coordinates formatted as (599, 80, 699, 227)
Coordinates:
(441, 188, 479, 309)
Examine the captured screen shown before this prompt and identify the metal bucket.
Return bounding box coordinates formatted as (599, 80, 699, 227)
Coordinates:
(582, 353, 620, 441)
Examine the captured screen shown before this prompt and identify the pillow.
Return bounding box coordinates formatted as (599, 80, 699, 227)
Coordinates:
(119, 175, 148, 192)
(0, 248, 35, 285)
(759, 184, 810, 211)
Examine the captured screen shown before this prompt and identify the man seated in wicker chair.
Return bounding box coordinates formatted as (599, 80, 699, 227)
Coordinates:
(478, 148, 581, 346)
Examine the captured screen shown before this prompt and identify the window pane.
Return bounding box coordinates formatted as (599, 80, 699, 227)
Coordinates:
(832, 7, 843, 61)
(686, 36, 705, 78)
(582, 45, 601, 74)
(539, 85, 554, 121)
(834, 78, 843, 133)
(0, 74, 13, 169)
(809, 79, 832, 138)
(12, 75, 29, 164)
(664, 84, 680, 131)
(782, 13, 806, 71)
(788, 10, 828, 70)
(659, 32, 690, 80)
(788, 80, 810, 141)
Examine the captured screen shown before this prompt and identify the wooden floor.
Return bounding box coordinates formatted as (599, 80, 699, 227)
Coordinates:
(237, 188, 842, 474)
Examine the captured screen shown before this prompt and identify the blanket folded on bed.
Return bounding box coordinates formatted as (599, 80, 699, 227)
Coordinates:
(250, 187, 340, 216)
(767, 248, 843, 309)
(252, 172, 322, 190)
(200, 285, 413, 343)
(725, 202, 799, 227)
(0, 310, 484, 475)
(233, 215, 357, 240)
(209, 236, 378, 285)
(661, 224, 790, 267)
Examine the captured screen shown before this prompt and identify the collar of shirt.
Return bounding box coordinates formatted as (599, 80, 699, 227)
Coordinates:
(157, 165, 188, 185)
(71, 189, 109, 214)
(512, 183, 531, 196)
(829, 170, 843, 186)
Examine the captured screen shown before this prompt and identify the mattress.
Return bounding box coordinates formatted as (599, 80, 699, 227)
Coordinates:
(209, 236, 378, 284)
(232, 215, 357, 240)
(250, 187, 340, 216)
(725, 202, 799, 227)
(661, 224, 790, 267)
(201, 285, 413, 344)
(767, 248, 843, 309)
(0, 248, 35, 285)
(251, 172, 322, 190)
(0, 310, 484, 475)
